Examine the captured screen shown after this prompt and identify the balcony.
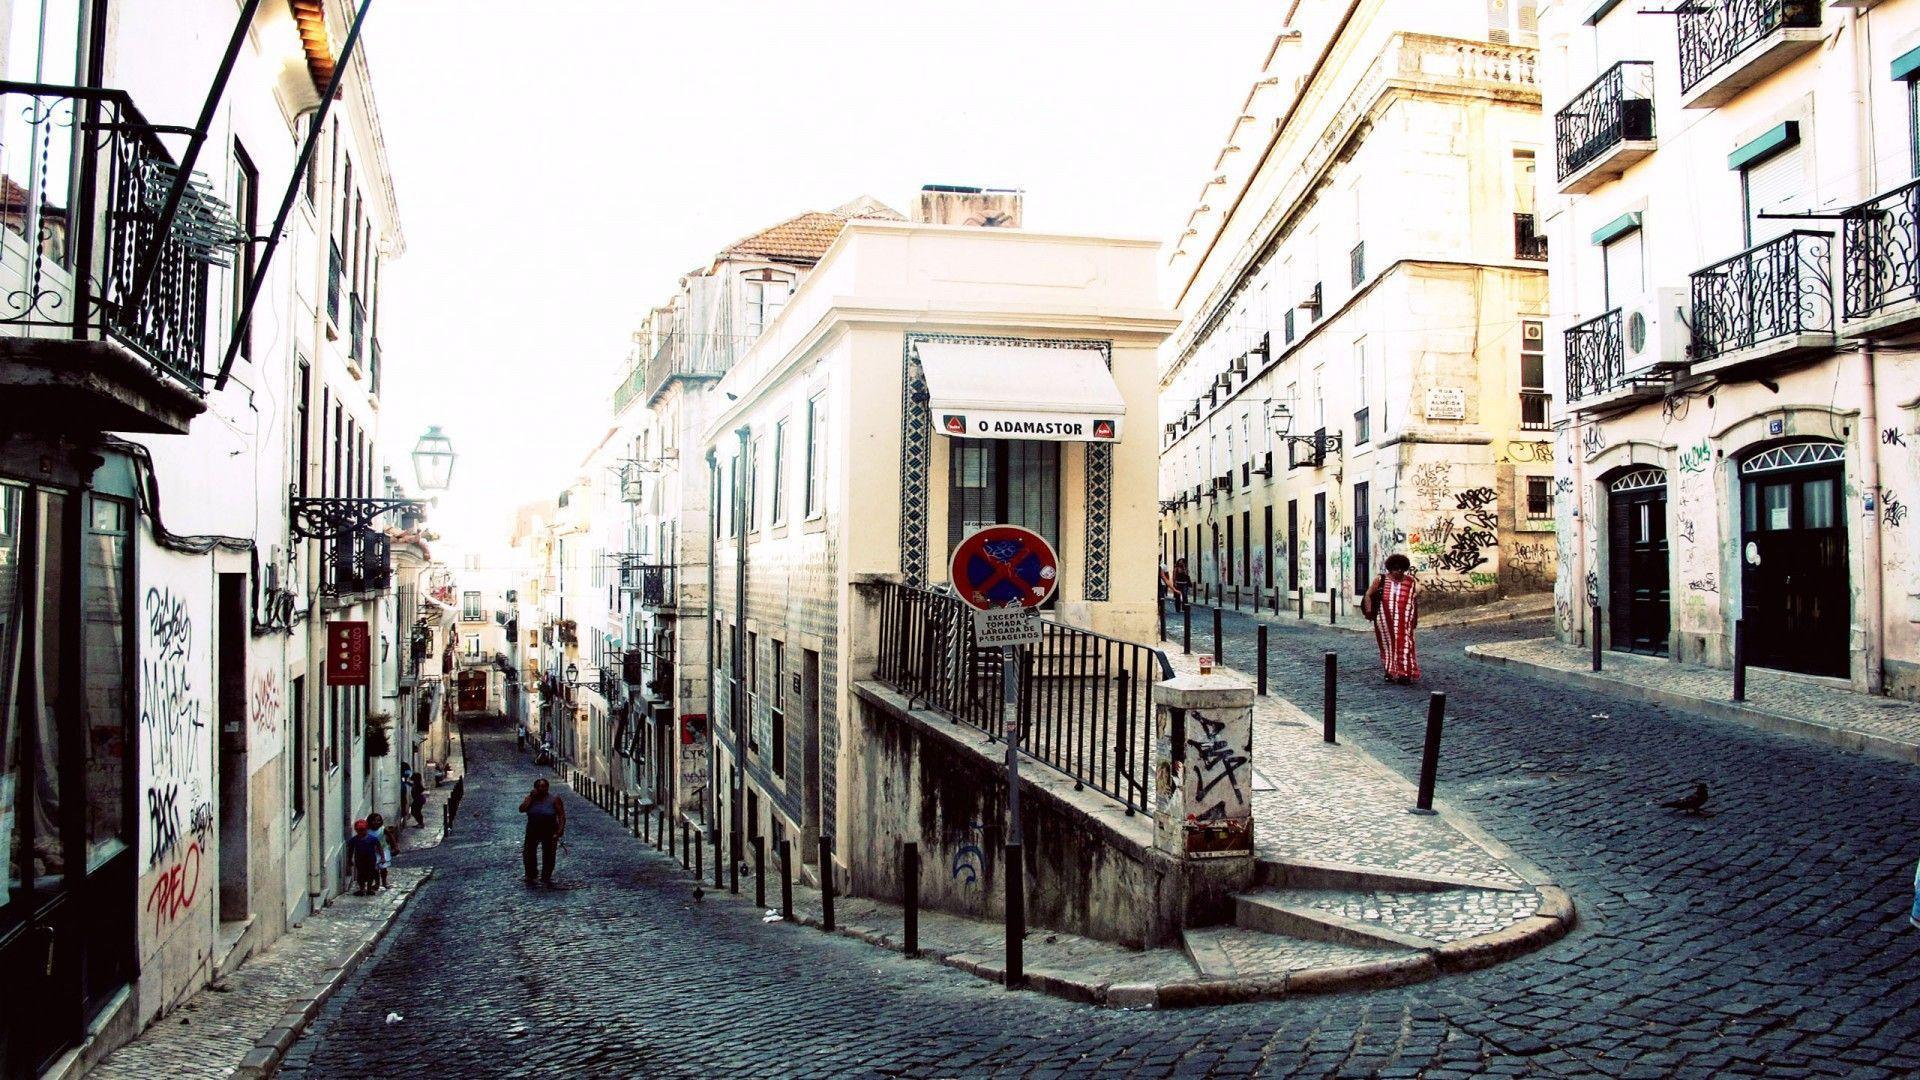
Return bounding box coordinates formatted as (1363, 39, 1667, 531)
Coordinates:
(642, 331, 730, 405)
(1678, 0, 1821, 110)
(1555, 61, 1655, 195)
(0, 83, 221, 435)
(1564, 309, 1674, 411)
(348, 291, 365, 363)
(1688, 230, 1834, 372)
(620, 560, 676, 609)
(1841, 178, 1920, 337)
(1514, 214, 1548, 261)
(323, 528, 392, 596)
(1520, 390, 1551, 430)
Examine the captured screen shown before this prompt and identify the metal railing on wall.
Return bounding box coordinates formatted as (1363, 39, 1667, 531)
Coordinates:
(1688, 230, 1834, 363)
(1677, 0, 1819, 94)
(1842, 178, 1920, 321)
(1554, 61, 1654, 180)
(873, 581, 1172, 815)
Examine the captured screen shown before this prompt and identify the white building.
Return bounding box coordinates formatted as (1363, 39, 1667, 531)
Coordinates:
(1541, 0, 1920, 697)
(1159, 2, 1552, 619)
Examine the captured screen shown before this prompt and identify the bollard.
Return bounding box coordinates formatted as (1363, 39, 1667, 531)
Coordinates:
(1212, 606, 1223, 660)
(1182, 604, 1192, 655)
(1413, 692, 1446, 815)
(1298, 589, 1306, 621)
(681, 818, 690, 869)
(1005, 841, 1025, 989)
(1158, 595, 1166, 642)
(819, 835, 836, 932)
(1323, 651, 1337, 744)
(1329, 587, 1337, 625)
(1232, 585, 1240, 610)
(1591, 603, 1603, 672)
(714, 828, 724, 890)
(753, 836, 766, 909)
(1272, 586, 1281, 615)
(779, 838, 795, 922)
(903, 842, 921, 958)
(695, 825, 704, 881)
(1732, 618, 1747, 702)
(1257, 625, 1269, 696)
(643, 804, 652, 844)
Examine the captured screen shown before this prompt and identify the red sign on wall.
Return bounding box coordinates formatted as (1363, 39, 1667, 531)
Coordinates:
(328, 621, 370, 685)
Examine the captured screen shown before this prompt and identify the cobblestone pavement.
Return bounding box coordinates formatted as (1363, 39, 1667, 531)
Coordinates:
(294, 619, 1920, 1077)
(91, 869, 427, 1079)
(1469, 635, 1920, 759)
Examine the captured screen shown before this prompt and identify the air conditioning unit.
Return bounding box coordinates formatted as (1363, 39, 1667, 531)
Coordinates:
(1621, 288, 1691, 372)
(1228, 354, 1247, 376)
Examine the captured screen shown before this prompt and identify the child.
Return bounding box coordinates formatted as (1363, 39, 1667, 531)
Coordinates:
(368, 812, 391, 890)
(348, 819, 381, 896)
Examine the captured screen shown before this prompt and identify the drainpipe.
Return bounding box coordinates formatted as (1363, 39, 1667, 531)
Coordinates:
(703, 448, 718, 838)
(732, 424, 751, 888)
(1861, 345, 1885, 694)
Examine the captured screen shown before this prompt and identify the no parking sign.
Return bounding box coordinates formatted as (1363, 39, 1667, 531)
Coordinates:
(949, 524, 1058, 647)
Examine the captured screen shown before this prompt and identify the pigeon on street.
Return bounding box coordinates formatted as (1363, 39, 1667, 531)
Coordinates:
(1658, 781, 1711, 814)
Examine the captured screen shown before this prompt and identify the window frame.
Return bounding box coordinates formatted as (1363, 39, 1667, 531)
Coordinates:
(804, 390, 827, 520)
(770, 417, 788, 525)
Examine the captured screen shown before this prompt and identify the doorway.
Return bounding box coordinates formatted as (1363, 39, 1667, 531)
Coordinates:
(800, 648, 821, 862)
(1739, 442, 1848, 677)
(1606, 468, 1670, 655)
(217, 573, 249, 922)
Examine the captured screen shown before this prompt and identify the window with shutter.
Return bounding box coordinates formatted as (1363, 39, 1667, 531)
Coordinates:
(1603, 229, 1645, 308)
(1742, 144, 1805, 247)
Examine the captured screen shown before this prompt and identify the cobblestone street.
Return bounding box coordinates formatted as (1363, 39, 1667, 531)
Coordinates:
(285, 616, 1920, 1078)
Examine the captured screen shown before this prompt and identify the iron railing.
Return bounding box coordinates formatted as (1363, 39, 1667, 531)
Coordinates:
(1554, 61, 1655, 180)
(1688, 230, 1834, 363)
(642, 330, 732, 404)
(348, 291, 365, 361)
(1678, 0, 1820, 94)
(1514, 213, 1548, 261)
(0, 83, 216, 390)
(327, 240, 342, 326)
(1841, 178, 1920, 320)
(873, 581, 1171, 815)
(1564, 309, 1623, 401)
(1520, 390, 1552, 430)
(323, 527, 391, 595)
(370, 336, 382, 396)
(619, 561, 675, 607)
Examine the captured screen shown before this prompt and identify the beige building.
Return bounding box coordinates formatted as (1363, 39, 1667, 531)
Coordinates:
(698, 206, 1176, 885)
(1159, 1, 1552, 617)
(1542, 0, 1920, 697)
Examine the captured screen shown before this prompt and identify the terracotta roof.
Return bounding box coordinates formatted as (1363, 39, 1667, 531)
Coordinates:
(716, 195, 903, 267)
(288, 1, 336, 96)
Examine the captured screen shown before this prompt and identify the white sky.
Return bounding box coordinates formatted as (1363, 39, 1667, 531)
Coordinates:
(370, 1, 1276, 555)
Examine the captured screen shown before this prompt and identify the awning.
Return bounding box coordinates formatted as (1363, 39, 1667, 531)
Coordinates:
(915, 341, 1126, 442)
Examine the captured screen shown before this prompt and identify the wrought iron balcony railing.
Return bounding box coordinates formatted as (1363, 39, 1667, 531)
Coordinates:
(1564, 309, 1623, 401)
(1555, 61, 1655, 181)
(1678, 0, 1820, 95)
(1688, 230, 1834, 363)
(0, 83, 223, 391)
(642, 331, 732, 404)
(1520, 390, 1552, 430)
(1514, 213, 1548, 261)
(622, 562, 675, 607)
(327, 240, 342, 326)
(1841, 178, 1920, 321)
(322, 527, 392, 596)
(348, 291, 365, 360)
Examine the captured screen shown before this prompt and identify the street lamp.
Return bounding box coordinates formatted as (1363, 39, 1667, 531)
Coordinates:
(1267, 400, 1340, 465)
(564, 662, 579, 689)
(412, 426, 456, 492)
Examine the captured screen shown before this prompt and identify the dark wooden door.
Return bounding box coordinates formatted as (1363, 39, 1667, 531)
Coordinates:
(1608, 481, 1670, 655)
(1741, 459, 1848, 677)
(457, 669, 487, 711)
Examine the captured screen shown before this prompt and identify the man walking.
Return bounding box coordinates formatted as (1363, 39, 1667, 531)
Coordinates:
(519, 777, 566, 886)
(409, 768, 427, 827)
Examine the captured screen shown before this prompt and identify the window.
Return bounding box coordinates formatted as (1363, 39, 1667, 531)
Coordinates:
(1349, 242, 1365, 288)
(1513, 150, 1545, 260)
(747, 437, 761, 530)
(1741, 141, 1805, 247)
(771, 418, 788, 524)
(1354, 339, 1370, 445)
(1287, 499, 1299, 591)
(947, 439, 1061, 558)
(1911, 78, 1920, 179)
(746, 630, 759, 753)
(230, 142, 258, 361)
(804, 391, 827, 518)
(1353, 482, 1371, 594)
(290, 676, 306, 818)
(1263, 505, 1274, 588)
(1520, 319, 1549, 429)
(1313, 492, 1328, 592)
(1283, 307, 1296, 344)
(770, 641, 786, 780)
(464, 635, 481, 658)
(1603, 228, 1645, 309)
(295, 359, 311, 497)
(1526, 476, 1554, 519)
(744, 271, 793, 337)
(727, 454, 739, 537)
(462, 591, 482, 620)
(83, 495, 130, 869)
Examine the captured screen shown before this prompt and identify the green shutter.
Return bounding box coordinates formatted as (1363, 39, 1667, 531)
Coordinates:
(1585, 0, 1625, 25)
(1591, 212, 1643, 246)
(1893, 45, 1920, 82)
(1727, 122, 1801, 171)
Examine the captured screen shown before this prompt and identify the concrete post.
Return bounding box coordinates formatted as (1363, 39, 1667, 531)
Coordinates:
(1151, 673, 1256, 924)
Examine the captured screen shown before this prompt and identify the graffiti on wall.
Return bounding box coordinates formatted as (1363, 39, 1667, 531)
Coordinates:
(145, 840, 202, 927)
(1581, 425, 1608, 460)
(140, 582, 211, 871)
(951, 822, 985, 888)
(1882, 487, 1908, 529)
(1499, 440, 1553, 464)
(1413, 463, 1452, 509)
(1677, 441, 1712, 474)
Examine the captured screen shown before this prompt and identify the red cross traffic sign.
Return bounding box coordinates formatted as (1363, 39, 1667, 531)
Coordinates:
(949, 524, 1059, 612)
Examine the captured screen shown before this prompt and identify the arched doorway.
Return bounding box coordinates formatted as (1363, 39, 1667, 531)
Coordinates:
(1607, 467, 1670, 655)
(1739, 441, 1848, 677)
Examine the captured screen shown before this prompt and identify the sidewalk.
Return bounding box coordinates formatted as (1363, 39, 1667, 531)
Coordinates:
(1467, 636, 1920, 767)
(1164, 591, 1554, 639)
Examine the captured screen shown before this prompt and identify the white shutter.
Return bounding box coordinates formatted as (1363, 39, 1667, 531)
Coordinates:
(1744, 145, 1806, 246)
(1604, 230, 1645, 308)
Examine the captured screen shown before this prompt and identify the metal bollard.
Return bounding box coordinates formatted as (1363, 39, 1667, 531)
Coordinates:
(1272, 586, 1281, 615)
(695, 825, 704, 881)
(1732, 618, 1747, 702)
(1413, 692, 1446, 815)
(903, 842, 921, 957)
(1182, 604, 1192, 655)
(819, 835, 836, 932)
(681, 818, 690, 869)
(1323, 651, 1337, 744)
(643, 804, 652, 844)
(1212, 606, 1223, 660)
(1591, 603, 1603, 672)
(1298, 589, 1306, 620)
(1257, 625, 1268, 696)
(779, 838, 795, 922)
(714, 828, 724, 890)
(1005, 841, 1025, 989)
(1329, 587, 1337, 625)
(753, 836, 766, 909)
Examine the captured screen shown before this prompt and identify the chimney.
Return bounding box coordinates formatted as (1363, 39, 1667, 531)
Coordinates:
(914, 185, 1023, 228)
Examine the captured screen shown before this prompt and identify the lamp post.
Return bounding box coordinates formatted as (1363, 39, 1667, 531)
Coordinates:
(412, 425, 456, 492)
(565, 662, 579, 690)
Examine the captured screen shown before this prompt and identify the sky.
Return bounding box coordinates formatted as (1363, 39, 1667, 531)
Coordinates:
(368, 1, 1277, 553)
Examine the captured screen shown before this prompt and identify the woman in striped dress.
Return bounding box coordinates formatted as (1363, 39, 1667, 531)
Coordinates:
(1365, 554, 1420, 684)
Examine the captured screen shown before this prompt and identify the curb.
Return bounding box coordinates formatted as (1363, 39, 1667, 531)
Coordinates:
(229, 871, 432, 1080)
(1464, 644, 1920, 768)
